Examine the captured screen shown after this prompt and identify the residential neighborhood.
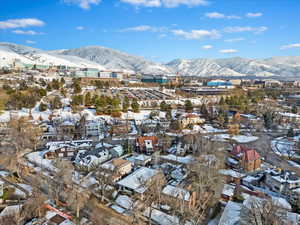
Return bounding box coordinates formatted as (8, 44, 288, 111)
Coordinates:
(0, 60, 299, 225)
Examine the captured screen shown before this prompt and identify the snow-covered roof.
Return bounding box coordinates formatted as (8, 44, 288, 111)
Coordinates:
(279, 112, 300, 118)
(160, 154, 194, 164)
(219, 169, 245, 178)
(218, 201, 242, 225)
(117, 167, 159, 193)
(115, 195, 134, 210)
(222, 184, 235, 197)
(144, 208, 179, 225)
(0, 205, 22, 217)
(243, 195, 292, 211)
(162, 185, 190, 201)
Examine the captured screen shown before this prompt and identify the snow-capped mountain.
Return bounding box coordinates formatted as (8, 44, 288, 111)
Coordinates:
(1, 42, 300, 77)
(166, 57, 300, 77)
(0, 42, 106, 70)
(54, 46, 171, 74)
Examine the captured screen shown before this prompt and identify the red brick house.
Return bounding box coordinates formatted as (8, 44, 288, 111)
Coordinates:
(136, 136, 159, 154)
(230, 145, 261, 172)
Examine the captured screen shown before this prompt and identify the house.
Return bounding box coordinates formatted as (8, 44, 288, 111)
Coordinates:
(229, 145, 261, 172)
(126, 154, 152, 166)
(239, 114, 263, 129)
(136, 136, 159, 154)
(162, 185, 196, 208)
(74, 148, 111, 170)
(40, 123, 57, 141)
(179, 114, 205, 128)
(44, 145, 77, 159)
(101, 158, 132, 181)
(57, 121, 76, 140)
(277, 112, 300, 126)
(109, 145, 124, 158)
(221, 184, 236, 203)
(76, 115, 105, 138)
(219, 169, 245, 185)
(85, 120, 104, 137)
(117, 167, 161, 194)
(112, 122, 131, 136)
(265, 169, 300, 194)
(218, 201, 242, 225)
(218, 197, 299, 225)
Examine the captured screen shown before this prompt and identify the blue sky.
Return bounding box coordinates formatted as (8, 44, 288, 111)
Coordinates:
(0, 0, 299, 62)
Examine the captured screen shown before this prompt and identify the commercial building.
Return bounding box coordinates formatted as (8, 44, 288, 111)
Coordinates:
(141, 74, 169, 84)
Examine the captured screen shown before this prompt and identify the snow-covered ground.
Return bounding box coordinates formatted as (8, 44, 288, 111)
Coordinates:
(271, 136, 300, 159)
(26, 151, 58, 172)
(210, 134, 258, 143)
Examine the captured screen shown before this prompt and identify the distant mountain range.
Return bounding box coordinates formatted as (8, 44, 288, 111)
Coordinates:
(1, 42, 300, 78)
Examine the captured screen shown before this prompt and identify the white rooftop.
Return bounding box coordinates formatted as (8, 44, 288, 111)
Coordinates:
(162, 185, 190, 201)
(218, 201, 242, 225)
(117, 167, 159, 193)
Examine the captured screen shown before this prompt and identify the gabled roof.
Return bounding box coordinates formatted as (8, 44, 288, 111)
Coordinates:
(243, 149, 261, 162)
(231, 145, 261, 162)
(137, 136, 158, 149)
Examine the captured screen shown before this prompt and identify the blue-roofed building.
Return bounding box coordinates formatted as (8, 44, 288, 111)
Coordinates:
(207, 80, 233, 87)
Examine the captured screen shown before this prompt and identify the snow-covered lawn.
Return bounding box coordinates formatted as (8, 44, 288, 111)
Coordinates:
(211, 134, 258, 143)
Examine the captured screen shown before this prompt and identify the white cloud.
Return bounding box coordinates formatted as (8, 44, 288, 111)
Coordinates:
(76, 26, 85, 30)
(63, 0, 101, 9)
(12, 30, 44, 35)
(120, 0, 209, 8)
(280, 43, 300, 50)
(202, 45, 213, 49)
(120, 25, 166, 32)
(205, 12, 241, 19)
(120, 0, 161, 7)
(219, 49, 238, 53)
(0, 18, 45, 29)
(224, 26, 267, 34)
(26, 40, 36, 44)
(172, 29, 221, 40)
(224, 37, 245, 42)
(163, 0, 209, 7)
(246, 12, 263, 18)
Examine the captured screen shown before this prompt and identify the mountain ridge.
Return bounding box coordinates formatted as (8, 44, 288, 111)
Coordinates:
(1, 42, 300, 77)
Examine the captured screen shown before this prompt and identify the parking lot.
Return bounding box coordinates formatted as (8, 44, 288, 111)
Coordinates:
(121, 89, 174, 101)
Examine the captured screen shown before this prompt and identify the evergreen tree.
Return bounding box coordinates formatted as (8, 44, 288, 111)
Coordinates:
(85, 92, 92, 106)
(160, 101, 169, 111)
(50, 96, 62, 109)
(287, 127, 294, 137)
(39, 102, 48, 112)
(72, 95, 84, 106)
(263, 111, 273, 129)
(291, 105, 298, 114)
(184, 100, 193, 112)
(131, 99, 140, 113)
(166, 109, 172, 120)
(122, 96, 130, 112)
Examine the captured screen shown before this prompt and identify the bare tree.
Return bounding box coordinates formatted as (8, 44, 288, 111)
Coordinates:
(0, 117, 42, 178)
(240, 198, 289, 225)
(181, 154, 225, 225)
(94, 170, 115, 203)
(66, 187, 89, 219)
(48, 159, 74, 205)
(131, 173, 166, 225)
